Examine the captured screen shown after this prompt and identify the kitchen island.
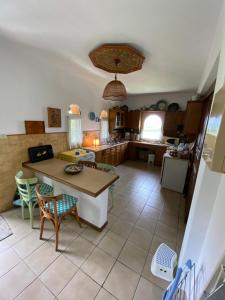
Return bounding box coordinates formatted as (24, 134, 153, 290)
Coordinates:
(23, 158, 119, 230)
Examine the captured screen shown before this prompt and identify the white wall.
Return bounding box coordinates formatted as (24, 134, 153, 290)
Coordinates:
(121, 91, 194, 111)
(0, 35, 110, 135)
(179, 1, 225, 298)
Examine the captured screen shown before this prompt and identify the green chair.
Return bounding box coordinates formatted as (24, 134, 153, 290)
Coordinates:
(97, 163, 116, 211)
(15, 171, 53, 228)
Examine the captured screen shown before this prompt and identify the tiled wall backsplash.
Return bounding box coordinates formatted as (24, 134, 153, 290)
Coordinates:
(0, 133, 68, 212)
(82, 130, 100, 147)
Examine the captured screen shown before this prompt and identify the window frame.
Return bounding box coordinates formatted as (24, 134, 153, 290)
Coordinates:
(140, 111, 165, 142)
(67, 115, 83, 149)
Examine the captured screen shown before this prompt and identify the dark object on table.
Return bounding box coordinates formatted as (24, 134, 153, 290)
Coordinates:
(64, 164, 83, 174)
(168, 103, 180, 112)
(75, 151, 80, 155)
(28, 145, 54, 163)
(156, 100, 167, 111)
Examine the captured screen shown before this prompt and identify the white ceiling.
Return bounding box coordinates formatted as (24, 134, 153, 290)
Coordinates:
(0, 0, 222, 94)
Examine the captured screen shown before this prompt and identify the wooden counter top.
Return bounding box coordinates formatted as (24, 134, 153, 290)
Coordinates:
(23, 158, 119, 197)
(129, 141, 168, 147)
(83, 141, 129, 153)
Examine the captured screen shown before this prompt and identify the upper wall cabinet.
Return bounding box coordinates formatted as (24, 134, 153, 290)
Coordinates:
(163, 111, 185, 137)
(109, 108, 126, 133)
(184, 101, 204, 140)
(126, 111, 141, 132)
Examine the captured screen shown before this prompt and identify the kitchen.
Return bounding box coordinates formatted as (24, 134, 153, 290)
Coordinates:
(0, 1, 223, 299)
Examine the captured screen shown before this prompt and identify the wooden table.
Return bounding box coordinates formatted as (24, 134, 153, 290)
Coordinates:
(23, 158, 119, 230)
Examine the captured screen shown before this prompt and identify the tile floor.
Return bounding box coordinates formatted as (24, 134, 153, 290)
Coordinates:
(0, 161, 186, 300)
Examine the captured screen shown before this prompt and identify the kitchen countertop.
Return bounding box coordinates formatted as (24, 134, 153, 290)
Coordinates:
(83, 141, 129, 153)
(23, 158, 119, 197)
(83, 140, 168, 153)
(129, 141, 168, 147)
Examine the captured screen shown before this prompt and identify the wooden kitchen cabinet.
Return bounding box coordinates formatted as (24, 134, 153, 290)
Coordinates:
(94, 143, 128, 166)
(184, 101, 204, 140)
(128, 141, 167, 166)
(109, 109, 126, 133)
(126, 111, 141, 131)
(163, 111, 185, 137)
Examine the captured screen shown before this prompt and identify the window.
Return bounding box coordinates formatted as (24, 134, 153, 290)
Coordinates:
(68, 116, 82, 149)
(141, 114, 163, 141)
(100, 119, 109, 144)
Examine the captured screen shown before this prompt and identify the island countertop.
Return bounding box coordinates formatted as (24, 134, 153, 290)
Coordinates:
(23, 158, 119, 197)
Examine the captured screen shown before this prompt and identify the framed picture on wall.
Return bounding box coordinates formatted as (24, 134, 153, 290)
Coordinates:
(47, 107, 61, 128)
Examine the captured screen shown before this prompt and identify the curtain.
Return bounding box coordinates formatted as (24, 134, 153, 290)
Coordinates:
(68, 116, 83, 149)
(100, 119, 109, 144)
(140, 111, 165, 141)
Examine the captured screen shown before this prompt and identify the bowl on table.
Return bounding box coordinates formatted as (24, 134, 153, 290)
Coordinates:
(64, 164, 83, 175)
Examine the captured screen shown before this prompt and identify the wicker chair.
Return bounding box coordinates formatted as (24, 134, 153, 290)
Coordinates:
(35, 184, 81, 251)
(78, 160, 97, 169)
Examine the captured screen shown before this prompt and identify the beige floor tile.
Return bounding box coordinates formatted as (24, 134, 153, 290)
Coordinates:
(128, 226, 153, 251)
(155, 222, 177, 244)
(64, 236, 95, 267)
(135, 215, 157, 233)
(141, 205, 161, 220)
(95, 288, 117, 299)
(47, 226, 78, 251)
(15, 278, 54, 300)
(81, 227, 108, 245)
(13, 231, 45, 258)
(0, 261, 36, 300)
(39, 255, 78, 295)
(142, 254, 168, 290)
(25, 243, 60, 275)
(64, 217, 88, 234)
(111, 220, 134, 238)
(0, 248, 21, 277)
(159, 211, 179, 229)
(82, 247, 115, 285)
(118, 241, 147, 274)
(106, 214, 118, 230)
(134, 277, 163, 300)
(58, 270, 100, 300)
(98, 231, 125, 258)
(119, 207, 141, 223)
(104, 262, 140, 300)
(146, 197, 165, 211)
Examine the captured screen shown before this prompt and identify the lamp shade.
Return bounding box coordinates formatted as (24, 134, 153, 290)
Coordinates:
(100, 110, 108, 119)
(93, 138, 100, 146)
(69, 104, 81, 115)
(103, 78, 127, 101)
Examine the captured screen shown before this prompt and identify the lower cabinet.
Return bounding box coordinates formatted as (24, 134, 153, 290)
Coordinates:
(95, 143, 128, 166)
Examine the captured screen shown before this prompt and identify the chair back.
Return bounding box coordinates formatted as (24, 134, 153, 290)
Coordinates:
(15, 171, 38, 202)
(97, 163, 116, 175)
(78, 160, 97, 169)
(35, 184, 61, 219)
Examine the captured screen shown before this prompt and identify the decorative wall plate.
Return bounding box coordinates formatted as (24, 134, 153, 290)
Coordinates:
(156, 100, 167, 111)
(88, 112, 96, 121)
(168, 103, 180, 112)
